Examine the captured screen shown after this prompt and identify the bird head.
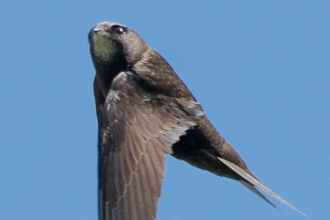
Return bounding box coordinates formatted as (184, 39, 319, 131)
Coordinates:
(89, 22, 149, 69)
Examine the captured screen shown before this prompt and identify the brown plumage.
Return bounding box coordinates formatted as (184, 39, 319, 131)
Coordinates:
(88, 21, 304, 220)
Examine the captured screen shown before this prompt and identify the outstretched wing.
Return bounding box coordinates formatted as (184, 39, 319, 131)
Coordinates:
(97, 71, 203, 220)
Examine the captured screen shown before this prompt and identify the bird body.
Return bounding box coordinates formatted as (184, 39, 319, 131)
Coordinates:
(89, 21, 304, 220)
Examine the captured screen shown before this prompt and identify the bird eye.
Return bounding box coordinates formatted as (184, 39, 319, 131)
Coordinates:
(114, 26, 126, 34)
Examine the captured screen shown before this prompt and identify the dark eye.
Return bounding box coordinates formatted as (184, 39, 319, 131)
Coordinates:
(114, 26, 126, 34)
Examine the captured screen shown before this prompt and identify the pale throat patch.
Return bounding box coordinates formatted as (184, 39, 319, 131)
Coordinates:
(92, 34, 118, 61)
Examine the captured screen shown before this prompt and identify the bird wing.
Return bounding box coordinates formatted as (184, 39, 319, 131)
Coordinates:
(97, 71, 204, 220)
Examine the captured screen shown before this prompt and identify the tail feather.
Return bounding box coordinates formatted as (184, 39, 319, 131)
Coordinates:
(218, 157, 306, 216)
(240, 180, 276, 208)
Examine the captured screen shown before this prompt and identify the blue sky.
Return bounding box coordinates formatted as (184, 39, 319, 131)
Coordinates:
(1, 1, 329, 219)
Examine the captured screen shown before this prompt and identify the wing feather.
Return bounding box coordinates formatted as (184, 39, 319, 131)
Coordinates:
(97, 71, 204, 220)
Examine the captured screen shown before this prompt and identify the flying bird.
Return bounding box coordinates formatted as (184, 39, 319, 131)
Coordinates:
(88, 21, 304, 220)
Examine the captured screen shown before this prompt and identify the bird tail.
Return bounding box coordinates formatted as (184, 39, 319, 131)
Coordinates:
(217, 157, 306, 216)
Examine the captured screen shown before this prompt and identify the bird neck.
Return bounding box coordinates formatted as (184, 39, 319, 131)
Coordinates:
(94, 59, 127, 97)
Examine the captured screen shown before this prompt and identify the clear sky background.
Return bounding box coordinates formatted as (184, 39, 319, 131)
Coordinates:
(1, 1, 329, 220)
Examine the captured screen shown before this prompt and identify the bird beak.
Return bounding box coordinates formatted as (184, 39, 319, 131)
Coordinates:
(93, 27, 103, 33)
(88, 26, 105, 44)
